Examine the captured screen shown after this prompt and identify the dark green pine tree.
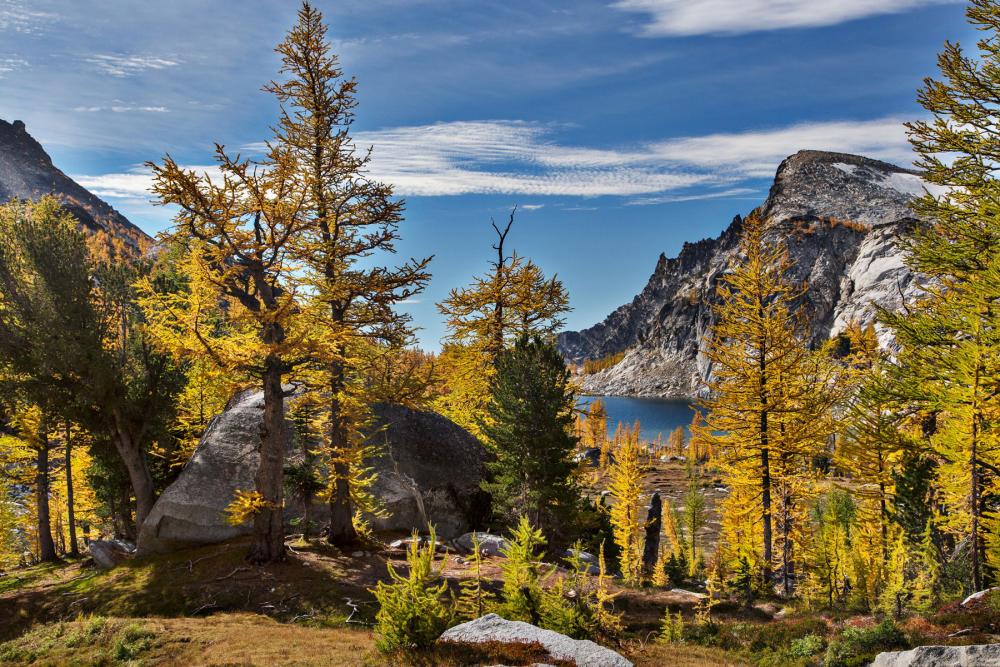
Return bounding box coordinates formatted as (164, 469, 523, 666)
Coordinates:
(891, 451, 937, 543)
(480, 335, 581, 546)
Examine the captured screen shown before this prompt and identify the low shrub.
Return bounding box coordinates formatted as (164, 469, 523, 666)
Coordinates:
(824, 619, 908, 667)
(371, 525, 451, 652)
(789, 633, 826, 657)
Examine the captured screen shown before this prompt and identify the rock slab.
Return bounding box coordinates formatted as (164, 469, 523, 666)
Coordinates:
(438, 613, 632, 667)
(871, 644, 1000, 667)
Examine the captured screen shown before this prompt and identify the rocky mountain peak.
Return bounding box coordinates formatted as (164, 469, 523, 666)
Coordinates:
(0, 118, 151, 251)
(558, 150, 928, 398)
(762, 149, 926, 227)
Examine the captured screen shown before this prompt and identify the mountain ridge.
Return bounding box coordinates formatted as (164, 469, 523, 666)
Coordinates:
(557, 149, 927, 398)
(0, 118, 150, 251)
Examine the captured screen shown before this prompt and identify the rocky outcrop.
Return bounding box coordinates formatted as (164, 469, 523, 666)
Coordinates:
(558, 150, 937, 398)
(137, 391, 490, 555)
(437, 614, 633, 667)
(870, 643, 1000, 666)
(0, 118, 150, 252)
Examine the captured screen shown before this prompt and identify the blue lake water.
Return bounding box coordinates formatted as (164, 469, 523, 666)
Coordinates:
(577, 395, 697, 443)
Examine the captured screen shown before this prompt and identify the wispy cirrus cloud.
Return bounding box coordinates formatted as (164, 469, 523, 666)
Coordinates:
(0, 56, 27, 76)
(74, 104, 169, 113)
(350, 117, 913, 198)
(628, 187, 760, 206)
(76, 117, 915, 205)
(86, 53, 180, 78)
(611, 0, 957, 36)
(73, 164, 221, 201)
(0, 2, 58, 34)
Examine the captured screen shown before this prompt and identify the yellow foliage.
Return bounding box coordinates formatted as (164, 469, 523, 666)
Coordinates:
(608, 423, 645, 586)
(581, 351, 626, 375)
(224, 490, 275, 527)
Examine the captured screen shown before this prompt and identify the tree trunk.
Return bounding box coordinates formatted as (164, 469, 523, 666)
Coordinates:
(760, 439, 772, 584)
(110, 409, 156, 528)
(327, 359, 358, 547)
(35, 418, 57, 562)
(247, 353, 286, 565)
(758, 311, 772, 585)
(781, 483, 793, 597)
(642, 492, 662, 576)
(970, 424, 982, 592)
(65, 422, 78, 557)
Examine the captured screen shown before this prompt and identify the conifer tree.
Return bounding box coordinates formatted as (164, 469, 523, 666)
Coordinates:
(0, 198, 179, 529)
(436, 213, 570, 434)
(498, 516, 549, 624)
(587, 399, 608, 454)
(372, 525, 450, 651)
(837, 323, 908, 563)
(269, 3, 431, 547)
(480, 336, 580, 544)
(888, 0, 1000, 590)
(148, 139, 314, 565)
(453, 533, 495, 620)
(682, 482, 707, 575)
(668, 427, 686, 457)
(699, 212, 834, 585)
(608, 423, 645, 585)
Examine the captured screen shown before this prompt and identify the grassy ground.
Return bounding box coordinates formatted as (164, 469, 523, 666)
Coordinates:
(0, 613, 754, 666)
(1, 460, 995, 666)
(0, 529, 753, 666)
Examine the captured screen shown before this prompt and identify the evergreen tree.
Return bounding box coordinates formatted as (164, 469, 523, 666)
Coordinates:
(890, 0, 1000, 590)
(0, 197, 180, 529)
(436, 213, 570, 435)
(480, 336, 580, 545)
(699, 212, 835, 585)
(608, 423, 645, 585)
(269, 3, 432, 548)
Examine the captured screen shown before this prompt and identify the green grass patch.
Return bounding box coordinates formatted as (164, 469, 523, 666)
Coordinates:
(0, 616, 157, 665)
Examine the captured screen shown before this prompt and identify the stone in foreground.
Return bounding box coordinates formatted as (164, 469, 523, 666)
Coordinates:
(89, 539, 135, 569)
(871, 643, 1000, 666)
(438, 614, 632, 667)
(456, 532, 508, 556)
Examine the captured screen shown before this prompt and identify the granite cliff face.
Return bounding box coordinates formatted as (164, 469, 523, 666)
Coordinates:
(0, 118, 150, 251)
(558, 150, 935, 398)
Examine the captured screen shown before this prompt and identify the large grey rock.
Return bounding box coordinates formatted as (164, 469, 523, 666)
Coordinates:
(438, 614, 632, 667)
(558, 150, 934, 398)
(89, 539, 135, 569)
(870, 644, 1000, 666)
(366, 403, 491, 538)
(137, 391, 490, 554)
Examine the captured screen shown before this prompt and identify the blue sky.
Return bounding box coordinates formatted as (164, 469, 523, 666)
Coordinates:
(0, 0, 976, 348)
